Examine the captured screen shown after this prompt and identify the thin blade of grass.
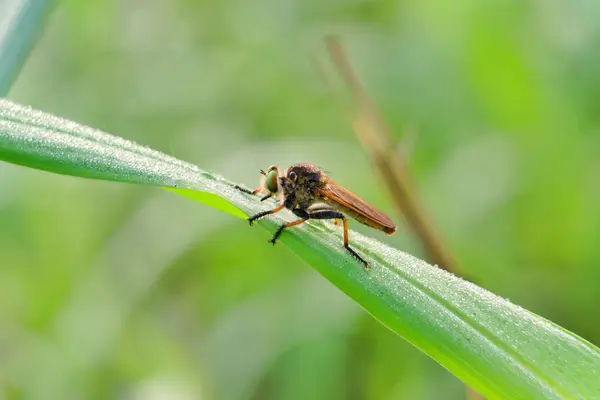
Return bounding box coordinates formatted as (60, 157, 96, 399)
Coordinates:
(0, 99, 599, 399)
(0, 0, 56, 95)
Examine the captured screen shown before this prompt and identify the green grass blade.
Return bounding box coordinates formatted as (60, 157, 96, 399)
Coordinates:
(0, 0, 56, 95)
(1, 98, 599, 399)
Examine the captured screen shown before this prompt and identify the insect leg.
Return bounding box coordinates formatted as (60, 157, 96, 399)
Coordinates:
(307, 209, 369, 270)
(247, 204, 285, 226)
(341, 218, 370, 270)
(234, 185, 262, 195)
(268, 218, 308, 245)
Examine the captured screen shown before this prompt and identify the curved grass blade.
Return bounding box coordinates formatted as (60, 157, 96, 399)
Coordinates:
(0, 98, 599, 399)
(0, 0, 56, 95)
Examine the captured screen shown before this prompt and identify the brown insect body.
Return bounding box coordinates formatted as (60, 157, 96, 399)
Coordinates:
(234, 163, 396, 270)
(280, 164, 396, 235)
(278, 163, 323, 214)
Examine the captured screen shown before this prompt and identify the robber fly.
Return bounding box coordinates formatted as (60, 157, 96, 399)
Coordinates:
(234, 163, 396, 270)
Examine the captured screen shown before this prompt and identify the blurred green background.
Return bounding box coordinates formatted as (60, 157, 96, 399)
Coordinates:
(1, 0, 600, 399)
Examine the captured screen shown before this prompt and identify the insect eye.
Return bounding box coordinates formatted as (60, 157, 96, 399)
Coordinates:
(288, 171, 297, 181)
(266, 170, 278, 193)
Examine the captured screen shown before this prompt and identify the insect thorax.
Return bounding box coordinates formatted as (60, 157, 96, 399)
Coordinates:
(282, 178, 321, 211)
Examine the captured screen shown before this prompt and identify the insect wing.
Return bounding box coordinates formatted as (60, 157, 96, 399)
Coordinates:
(318, 180, 396, 233)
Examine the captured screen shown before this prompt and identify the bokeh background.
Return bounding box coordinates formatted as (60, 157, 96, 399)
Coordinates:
(1, 0, 600, 399)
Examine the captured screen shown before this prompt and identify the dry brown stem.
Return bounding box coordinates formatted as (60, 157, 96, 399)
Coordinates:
(325, 36, 483, 400)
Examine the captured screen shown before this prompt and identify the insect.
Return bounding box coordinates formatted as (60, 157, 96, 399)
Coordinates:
(234, 163, 396, 270)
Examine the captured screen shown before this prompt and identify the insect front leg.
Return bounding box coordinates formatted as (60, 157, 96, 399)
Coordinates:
(234, 185, 273, 202)
(234, 185, 262, 196)
(307, 208, 369, 270)
(259, 193, 272, 202)
(234, 169, 271, 198)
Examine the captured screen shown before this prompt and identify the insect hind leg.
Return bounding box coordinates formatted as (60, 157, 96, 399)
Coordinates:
(307, 209, 369, 270)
